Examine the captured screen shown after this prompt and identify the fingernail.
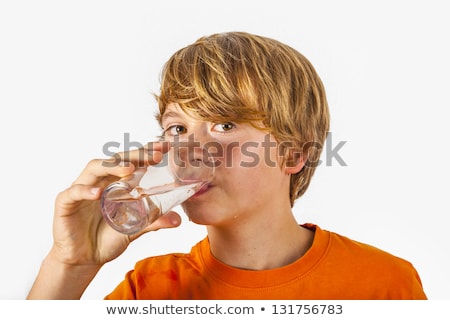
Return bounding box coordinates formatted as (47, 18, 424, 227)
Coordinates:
(118, 161, 131, 167)
(90, 187, 101, 195)
(170, 214, 180, 225)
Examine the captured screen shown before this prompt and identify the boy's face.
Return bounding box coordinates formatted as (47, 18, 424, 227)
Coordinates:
(160, 103, 293, 227)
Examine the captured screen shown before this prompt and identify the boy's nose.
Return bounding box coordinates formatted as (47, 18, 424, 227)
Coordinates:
(170, 140, 215, 183)
(174, 142, 206, 162)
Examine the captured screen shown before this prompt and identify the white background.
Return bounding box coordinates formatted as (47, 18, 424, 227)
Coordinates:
(0, 0, 449, 299)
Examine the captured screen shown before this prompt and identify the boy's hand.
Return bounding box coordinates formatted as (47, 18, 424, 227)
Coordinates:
(51, 141, 181, 266)
(27, 142, 181, 299)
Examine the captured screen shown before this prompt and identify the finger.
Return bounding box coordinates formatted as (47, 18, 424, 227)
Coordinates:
(72, 159, 136, 187)
(73, 141, 169, 187)
(112, 141, 170, 167)
(55, 184, 102, 212)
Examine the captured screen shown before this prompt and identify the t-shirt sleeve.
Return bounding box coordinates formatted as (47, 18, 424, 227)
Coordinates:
(104, 269, 137, 300)
(408, 264, 428, 299)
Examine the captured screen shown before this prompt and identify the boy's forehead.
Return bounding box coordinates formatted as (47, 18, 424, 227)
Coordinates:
(161, 102, 223, 123)
(161, 103, 189, 121)
(160, 102, 265, 127)
(163, 103, 181, 113)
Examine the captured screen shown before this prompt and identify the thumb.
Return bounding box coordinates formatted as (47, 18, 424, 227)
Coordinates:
(151, 211, 182, 230)
(128, 211, 182, 241)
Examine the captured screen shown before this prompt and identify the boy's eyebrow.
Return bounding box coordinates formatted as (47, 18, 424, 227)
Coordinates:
(161, 111, 182, 123)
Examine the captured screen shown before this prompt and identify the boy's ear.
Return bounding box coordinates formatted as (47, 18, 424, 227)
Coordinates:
(284, 148, 305, 174)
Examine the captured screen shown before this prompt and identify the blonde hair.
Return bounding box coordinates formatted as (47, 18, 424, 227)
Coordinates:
(156, 32, 330, 206)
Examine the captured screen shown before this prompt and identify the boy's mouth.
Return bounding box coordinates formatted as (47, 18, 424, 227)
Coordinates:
(192, 183, 211, 197)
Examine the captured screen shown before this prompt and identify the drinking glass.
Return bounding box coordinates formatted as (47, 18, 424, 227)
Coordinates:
(100, 140, 214, 235)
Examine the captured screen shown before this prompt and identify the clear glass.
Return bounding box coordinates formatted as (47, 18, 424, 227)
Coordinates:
(101, 141, 215, 235)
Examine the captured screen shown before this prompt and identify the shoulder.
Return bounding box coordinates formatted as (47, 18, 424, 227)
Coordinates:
(105, 238, 208, 299)
(303, 223, 427, 299)
(305, 223, 415, 267)
(327, 227, 415, 271)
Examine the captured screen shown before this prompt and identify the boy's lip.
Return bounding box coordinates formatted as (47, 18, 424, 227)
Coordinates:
(192, 183, 211, 197)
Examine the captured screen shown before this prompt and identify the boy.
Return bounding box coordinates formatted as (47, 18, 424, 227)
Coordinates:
(27, 32, 426, 299)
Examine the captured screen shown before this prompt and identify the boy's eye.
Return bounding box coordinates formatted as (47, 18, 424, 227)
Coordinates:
(165, 125, 187, 136)
(213, 122, 235, 132)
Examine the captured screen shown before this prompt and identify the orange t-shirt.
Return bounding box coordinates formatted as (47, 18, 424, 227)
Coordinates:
(105, 224, 427, 299)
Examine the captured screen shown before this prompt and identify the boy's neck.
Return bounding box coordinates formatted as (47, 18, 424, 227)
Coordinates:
(206, 209, 314, 270)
